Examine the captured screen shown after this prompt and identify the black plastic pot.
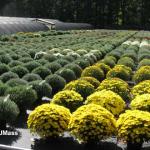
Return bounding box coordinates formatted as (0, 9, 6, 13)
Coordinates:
(0, 121, 6, 130)
(127, 141, 143, 150)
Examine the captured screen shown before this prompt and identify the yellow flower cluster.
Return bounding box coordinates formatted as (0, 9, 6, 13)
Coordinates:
(27, 104, 71, 138)
(69, 104, 116, 143)
(85, 90, 126, 116)
(97, 78, 131, 101)
(106, 65, 132, 81)
(117, 110, 150, 143)
(130, 94, 150, 112)
(133, 66, 150, 83)
(51, 90, 84, 112)
(81, 66, 104, 81)
(131, 80, 150, 97)
(79, 77, 100, 89)
(94, 62, 111, 74)
(64, 80, 95, 99)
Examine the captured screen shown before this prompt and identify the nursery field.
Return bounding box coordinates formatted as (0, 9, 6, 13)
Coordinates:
(0, 30, 150, 150)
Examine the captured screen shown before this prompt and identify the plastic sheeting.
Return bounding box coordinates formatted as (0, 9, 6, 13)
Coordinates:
(0, 17, 49, 35)
(0, 17, 93, 35)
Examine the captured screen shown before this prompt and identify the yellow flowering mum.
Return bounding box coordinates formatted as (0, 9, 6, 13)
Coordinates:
(94, 63, 111, 74)
(79, 77, 100, 89)
(130, 94, 150, 112)
(85, 90, 126, 116)
(106, 65, 132, 81)
(133, 66, 150, 83)
(64, 80, 95, 99)
(51, 90, 84, 112)
(81, 66, 104, 81)
(27, 104, 71, 138)
(117, 110, 150, 143)
(69, 104, 116, 143)
(131, 80, 150, 97)
(97, 78, 131, 101)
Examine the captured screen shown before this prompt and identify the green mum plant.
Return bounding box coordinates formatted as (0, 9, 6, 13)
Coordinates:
(97, 78, 131, 101)
(130, 94, 150, 112)
(29, 80, 52, 100)
(133, 66, 150, 84)
(45, 74, 66, 95)
(0, 96, 19, 129)
(6, 86, 37, 112)
(117, 110, 150, 144)
(81, 66, 104, 81)
(27, 104, 71, 138)
(131, 80, 150, 97)
(85, 90, 126, 116)
(51, 90, 84, 112)
(117, 57, 135, 70)
(64, 80, 95, 99)
(68, 104, 116, 143)
(0, 82, 9, 96)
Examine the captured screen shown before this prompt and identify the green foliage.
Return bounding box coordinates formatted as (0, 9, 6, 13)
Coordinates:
(22, 73, 42, 82)
(32, 66, 51, 79)
(138, 59, 150, 69)
(19, 57, 33, 63)
(24, 61, 41, 72)
(29, 80, 52, 100)
(0, 82, 9, 96)
(0, 71, 19, 83)
(6, 86, 37, 111)
(45, 74, 66, 94)
(0, 64, 10, 75)
(56, 68, 76, 83)
(117, 57, 135, 70)
(8, 60, 23, 68)
(74, 59, 90, 69)
(11, 65, 29, 78)
(45, 62, 62, 73)
(42, 54, 57, 62)
(0, 96, 19, 129)
(6, 79, 28, 87)
(65, 64, 83, 78)
(101, 57, 116, 68)
(0, 55, 12, 64)
(55, 59, 70, 67)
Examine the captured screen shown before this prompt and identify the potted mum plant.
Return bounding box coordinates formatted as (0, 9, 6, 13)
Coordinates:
(68, 104, 116, 144)
(117, 110, 150, 150)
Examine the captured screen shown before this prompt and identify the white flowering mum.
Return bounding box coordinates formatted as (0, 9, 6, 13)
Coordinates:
(131, 41, 140, 46)
(140, 40, 150, 47)
(122, 41, 132, 45)
(34, 51, 47, 59)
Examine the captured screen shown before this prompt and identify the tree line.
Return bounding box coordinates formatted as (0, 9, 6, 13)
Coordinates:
(1, 0, 150, 29)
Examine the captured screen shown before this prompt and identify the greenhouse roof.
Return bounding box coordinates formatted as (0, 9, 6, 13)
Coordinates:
(0, 17, 49, 34)
(0, 17, 93, 35)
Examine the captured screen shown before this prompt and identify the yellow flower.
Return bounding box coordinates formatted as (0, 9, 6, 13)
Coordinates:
(69, 104, 116, 143)
(27, 104, 71, 138)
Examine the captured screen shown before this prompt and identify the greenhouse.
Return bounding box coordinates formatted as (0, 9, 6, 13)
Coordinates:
(0, 17, 93, 35)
